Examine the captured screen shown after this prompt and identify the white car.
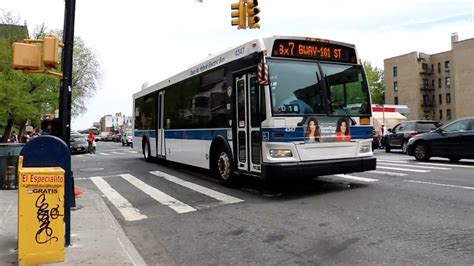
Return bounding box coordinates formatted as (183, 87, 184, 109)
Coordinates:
(121, 131, 133, 147)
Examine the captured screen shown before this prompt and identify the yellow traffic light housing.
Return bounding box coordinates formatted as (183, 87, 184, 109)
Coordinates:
(43, 36, 62, 68)
(246, 0, 260, 29)
(231, 0, 246, 29)
(11, 36, 64, 77)
(12, 43, 41, 70)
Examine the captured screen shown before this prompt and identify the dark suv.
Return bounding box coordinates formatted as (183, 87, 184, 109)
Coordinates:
(384, 120, 441, 153)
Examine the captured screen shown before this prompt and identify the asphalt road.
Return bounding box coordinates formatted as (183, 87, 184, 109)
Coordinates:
(72, 142, 474, 265)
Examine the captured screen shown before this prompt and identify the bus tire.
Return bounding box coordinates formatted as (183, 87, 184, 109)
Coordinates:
(143, 139, 152, 162)
(212, 146, 235, 186)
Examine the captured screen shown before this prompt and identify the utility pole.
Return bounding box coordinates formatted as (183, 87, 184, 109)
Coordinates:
(60, 0, 76, 247)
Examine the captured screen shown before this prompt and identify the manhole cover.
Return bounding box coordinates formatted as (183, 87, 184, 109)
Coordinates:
(79, 167, 104, 172)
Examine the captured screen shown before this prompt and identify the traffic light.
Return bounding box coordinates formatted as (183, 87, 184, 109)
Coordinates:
(231, 0, 246, 29)
(246, 0, 260, 29)
(12, 42, 41, 70)
(43, 36, 62, 68)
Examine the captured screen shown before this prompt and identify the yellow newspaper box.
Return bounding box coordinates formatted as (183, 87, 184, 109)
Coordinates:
(17, 156, 65, 265)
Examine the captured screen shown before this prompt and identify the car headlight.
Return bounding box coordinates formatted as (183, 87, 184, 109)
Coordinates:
(359, 143, 371, 153)
(269, 149, 293, 158)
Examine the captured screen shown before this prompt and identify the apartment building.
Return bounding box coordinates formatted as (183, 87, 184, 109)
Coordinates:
(99, 113, 133, 132)
(384, 33, 474, 123)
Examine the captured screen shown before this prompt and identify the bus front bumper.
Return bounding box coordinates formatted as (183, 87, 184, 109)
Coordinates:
(261, 157, 376, 179)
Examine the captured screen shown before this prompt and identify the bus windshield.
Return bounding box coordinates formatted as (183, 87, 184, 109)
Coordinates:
(322, 63, 371, 116)
(268, 59, 371, 116)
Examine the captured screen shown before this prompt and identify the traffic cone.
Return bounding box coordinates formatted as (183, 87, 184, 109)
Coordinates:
(74, 188, 83, 197)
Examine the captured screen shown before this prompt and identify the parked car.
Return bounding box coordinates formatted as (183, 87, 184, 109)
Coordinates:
(104, 132, 114, 142)
(372, 130, 380, 150)
(70, 133, 89, 154)
(113, 133, 122, 142)
(383, 120, 441, 153)
(407, 117, 474, 162)
(121, 131, 133, 147)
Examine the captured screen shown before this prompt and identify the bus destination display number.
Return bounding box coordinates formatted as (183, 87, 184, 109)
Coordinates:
(272, 39, 356, 63)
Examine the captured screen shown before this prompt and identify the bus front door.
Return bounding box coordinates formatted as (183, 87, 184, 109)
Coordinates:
(235, 73, 261, 174)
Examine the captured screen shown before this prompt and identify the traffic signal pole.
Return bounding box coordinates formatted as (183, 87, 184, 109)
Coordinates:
(60, 0, 76, 246)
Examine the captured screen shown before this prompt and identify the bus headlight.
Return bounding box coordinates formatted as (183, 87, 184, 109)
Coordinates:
(269, 149, 293, 158)
(359, 143, 371, 153)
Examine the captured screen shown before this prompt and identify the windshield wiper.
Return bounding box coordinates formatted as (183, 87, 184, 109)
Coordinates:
(342, 106, 357, 126)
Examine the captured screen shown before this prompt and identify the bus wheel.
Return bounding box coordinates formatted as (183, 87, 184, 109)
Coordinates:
(213, 147, 235, 186)
(143, 140, 152, 162)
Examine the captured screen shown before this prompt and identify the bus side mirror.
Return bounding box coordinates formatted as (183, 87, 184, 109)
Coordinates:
(257, 63, 269, 86)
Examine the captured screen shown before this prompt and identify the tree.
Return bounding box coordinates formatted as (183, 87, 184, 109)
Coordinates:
(363, 61, 385, 105)
(0, 20, 60, 142)
(48, 29, 102, 117)
(0, 11, 101, 141)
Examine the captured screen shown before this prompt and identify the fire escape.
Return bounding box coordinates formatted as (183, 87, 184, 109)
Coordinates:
(418, 56, 435, 120)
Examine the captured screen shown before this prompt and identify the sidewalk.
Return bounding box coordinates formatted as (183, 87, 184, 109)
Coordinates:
(0, 187, 146, 265)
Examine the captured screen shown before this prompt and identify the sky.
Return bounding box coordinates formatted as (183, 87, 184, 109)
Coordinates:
(2, 0, 473, 130)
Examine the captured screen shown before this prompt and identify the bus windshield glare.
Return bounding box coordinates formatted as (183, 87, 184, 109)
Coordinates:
(268, 59, 371, 116)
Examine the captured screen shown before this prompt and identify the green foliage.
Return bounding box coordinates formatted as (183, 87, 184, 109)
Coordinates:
(49, 29, 102, 118)
(0, 38, 59, 132)
(0, 11, 101, 137)
(363, 61, 385, 105)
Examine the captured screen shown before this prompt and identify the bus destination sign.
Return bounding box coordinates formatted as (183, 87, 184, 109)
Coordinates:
(272, 39, 357, 63)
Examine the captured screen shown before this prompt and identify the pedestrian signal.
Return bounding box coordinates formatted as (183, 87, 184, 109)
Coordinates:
(12, 43, 41, 70)
(43, 36, 62, 68)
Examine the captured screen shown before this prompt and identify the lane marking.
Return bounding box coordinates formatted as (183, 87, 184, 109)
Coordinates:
(87, 153, 96, 157)
(334, 174, 379, 182)
(378, 162, 450, 170)
(368, 170, 408, 177)
(376, 166, 429, 173)
(112, 152, 126, 155)
(403, 180, 474, 190)
(119, 174, 196, 214)
(90, 176, 147, 221)
(150, 170, 244, 204)
(127, 151, 138, 154)
(98, 152, 111, 156)
(75, 155, 83, 158)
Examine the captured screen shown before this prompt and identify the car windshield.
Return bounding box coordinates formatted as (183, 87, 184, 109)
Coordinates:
(268, 59, 371, 116)
(416, 122, 440, 131)
(441, 119, 473, 132)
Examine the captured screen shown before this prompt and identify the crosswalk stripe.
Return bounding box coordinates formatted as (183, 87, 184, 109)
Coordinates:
(416, 162, 474, 169)
(112, 152, 126, 155)
(334, 174, 379, 182)
(378, 159, 410, 164)
(98, 152, 111, 156)
(378, 162, 450, 170)
(119, 174, 196, 214)
(90, 176, 148, 221)
(368, 170, 408, 177)
(403, 180, 474, 190)
(376, 166, 429, 173)
(127, 151, 138, 154)
(76, 155, 83, 158)
(150, 170, 244, 204)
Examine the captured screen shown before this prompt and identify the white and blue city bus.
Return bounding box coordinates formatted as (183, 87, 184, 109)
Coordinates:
(133, 36, 376, 185)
